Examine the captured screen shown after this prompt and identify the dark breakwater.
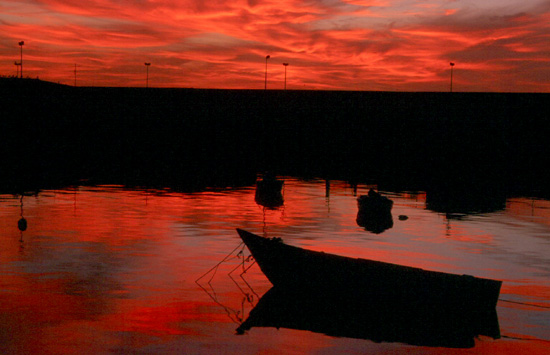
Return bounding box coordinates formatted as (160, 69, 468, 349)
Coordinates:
(1, 78, 549, 195)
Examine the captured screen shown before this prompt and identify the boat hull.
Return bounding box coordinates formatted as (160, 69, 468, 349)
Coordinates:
(236, 229, 502, 312)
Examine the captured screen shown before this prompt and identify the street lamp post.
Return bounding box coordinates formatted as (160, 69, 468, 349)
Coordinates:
(144, 62, 151, 88)
(283, 63, 289, 90)
(14, 61, 20, 77)
(264, 55, 270, 90)
(18, 41, 24, 79)
(450, 62, 455, 92)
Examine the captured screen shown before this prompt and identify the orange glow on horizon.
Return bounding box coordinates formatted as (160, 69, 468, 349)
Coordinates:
(1, 0, 549, 91)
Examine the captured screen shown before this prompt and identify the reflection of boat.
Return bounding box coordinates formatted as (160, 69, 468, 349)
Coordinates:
(236, 229, 502, 312)
(237, 286, 500, 348)
(254, 174, 284, 209)
(356, 189, 393, 233)
(426, 184, 506, 217)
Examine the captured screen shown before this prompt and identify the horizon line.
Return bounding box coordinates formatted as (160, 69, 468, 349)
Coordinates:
(1, 76, 549, 95)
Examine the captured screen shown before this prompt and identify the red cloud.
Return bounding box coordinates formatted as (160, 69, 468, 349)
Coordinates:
(1, 0, 549, 91)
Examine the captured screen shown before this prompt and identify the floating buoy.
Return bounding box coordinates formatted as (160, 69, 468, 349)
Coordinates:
(18, 217, 27, 231)
(398, 215, 409, 221)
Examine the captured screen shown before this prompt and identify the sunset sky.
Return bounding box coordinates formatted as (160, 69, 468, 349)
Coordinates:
(1, 0, 549, 91)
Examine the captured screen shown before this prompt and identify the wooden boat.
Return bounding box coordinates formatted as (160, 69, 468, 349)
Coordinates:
(236, 229, 502, 312)
(237, 286, 500, 348)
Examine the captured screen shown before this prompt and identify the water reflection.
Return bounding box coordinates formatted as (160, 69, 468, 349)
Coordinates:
(17, 195, 27, 243)
(0, 180, 548, 353)
(238, 286, 501, 348)
(426, 184, 507, 218)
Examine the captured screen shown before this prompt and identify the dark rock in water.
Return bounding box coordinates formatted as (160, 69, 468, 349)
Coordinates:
(398, 215, 409, 221)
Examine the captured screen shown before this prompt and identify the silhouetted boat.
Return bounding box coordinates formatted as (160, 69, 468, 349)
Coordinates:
(236, 229, 502, 312)
(254, 173, 284, 209)
(357, 188, 393, 211)
(356, 189, 394, 233)
(237, 286, 500, 348)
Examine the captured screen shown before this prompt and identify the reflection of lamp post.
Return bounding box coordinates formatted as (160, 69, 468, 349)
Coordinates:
(450, 62, 455, 92)
(144, 62, 151, 88)
(18, 41, 24, 78)
(264, 55, 270, 90)
(283, 63, 289, 90)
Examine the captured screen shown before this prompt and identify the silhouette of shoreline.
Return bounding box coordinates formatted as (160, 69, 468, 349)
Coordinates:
(2, 78, 549, 196)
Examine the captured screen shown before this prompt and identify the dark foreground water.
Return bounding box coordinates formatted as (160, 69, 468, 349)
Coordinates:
(1, 177, 549, 354)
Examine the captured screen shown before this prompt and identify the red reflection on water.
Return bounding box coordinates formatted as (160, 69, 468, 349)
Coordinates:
(502, 284, 550, 308)
(0, 187, 263, 353)
(1, 183, 549, 353)
(506, 198, 550, 227)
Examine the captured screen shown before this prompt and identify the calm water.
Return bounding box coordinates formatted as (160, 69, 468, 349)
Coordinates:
(1, 177, 549, 354)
